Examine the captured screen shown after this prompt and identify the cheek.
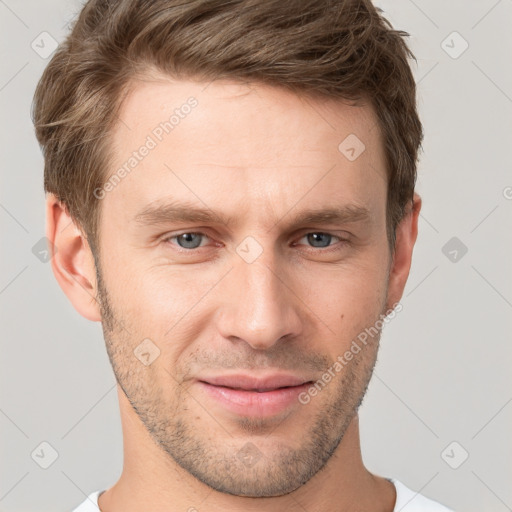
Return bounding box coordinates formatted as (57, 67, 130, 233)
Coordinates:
(103, 262, 220, 343)
(297, 258, 388, 340)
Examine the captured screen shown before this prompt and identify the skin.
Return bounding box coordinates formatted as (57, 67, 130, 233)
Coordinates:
(47, 76, 421, 512)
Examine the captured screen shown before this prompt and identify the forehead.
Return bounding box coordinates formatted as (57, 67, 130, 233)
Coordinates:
(104, 76, 387, 229)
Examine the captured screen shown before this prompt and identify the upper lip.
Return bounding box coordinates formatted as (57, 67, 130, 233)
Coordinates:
(198, 373, 312, 391)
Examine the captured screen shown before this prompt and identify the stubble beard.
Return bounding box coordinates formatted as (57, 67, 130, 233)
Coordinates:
(95, 264, 382, 497)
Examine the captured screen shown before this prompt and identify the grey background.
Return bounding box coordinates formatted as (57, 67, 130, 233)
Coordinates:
(1, 1, 511, 511)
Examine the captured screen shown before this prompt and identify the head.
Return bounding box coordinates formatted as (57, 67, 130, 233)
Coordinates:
(34, 0, 423, 498)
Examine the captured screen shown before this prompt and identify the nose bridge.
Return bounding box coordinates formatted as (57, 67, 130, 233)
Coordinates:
(218, 240, 302, 349)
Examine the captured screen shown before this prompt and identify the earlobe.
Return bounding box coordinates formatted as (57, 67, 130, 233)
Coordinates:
(385, 192, 422, 311)
(45, 193, 102, 322)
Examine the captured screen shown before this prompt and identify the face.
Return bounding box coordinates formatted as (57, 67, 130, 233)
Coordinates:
(95, 77, 393, 497)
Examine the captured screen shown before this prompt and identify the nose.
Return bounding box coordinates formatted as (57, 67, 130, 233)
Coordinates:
(215, 250, 303, 350)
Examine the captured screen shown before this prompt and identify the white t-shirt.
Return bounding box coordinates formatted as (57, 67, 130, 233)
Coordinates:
(71, 478, 454, 511)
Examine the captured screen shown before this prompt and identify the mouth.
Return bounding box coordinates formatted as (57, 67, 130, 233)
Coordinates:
(195, 374, 314, 418)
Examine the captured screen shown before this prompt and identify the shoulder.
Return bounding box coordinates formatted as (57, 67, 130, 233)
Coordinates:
(70, 490, 104, 512)
(390, 479, 455, 512)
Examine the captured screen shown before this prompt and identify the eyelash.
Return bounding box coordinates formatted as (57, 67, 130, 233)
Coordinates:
(161, 231, 349, 254)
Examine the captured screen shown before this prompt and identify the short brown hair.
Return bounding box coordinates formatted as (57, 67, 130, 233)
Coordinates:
(32, 0, 423, 254)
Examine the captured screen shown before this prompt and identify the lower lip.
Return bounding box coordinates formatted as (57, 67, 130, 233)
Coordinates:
(196, 381, 312, 418)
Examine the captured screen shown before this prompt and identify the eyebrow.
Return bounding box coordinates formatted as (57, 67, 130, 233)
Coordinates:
(133, 199, 372, 231)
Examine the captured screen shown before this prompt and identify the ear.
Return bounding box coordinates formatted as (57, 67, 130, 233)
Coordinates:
(45, 193, 102, 322)
(385, 192, 422, 311)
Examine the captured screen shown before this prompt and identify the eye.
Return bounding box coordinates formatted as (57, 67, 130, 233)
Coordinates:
(295, 232, 346, 251)
(161, 231, 348, 253)
(164, 232, 210, 250)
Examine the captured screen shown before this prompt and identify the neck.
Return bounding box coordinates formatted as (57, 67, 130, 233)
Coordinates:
(98, 385, 396, 512)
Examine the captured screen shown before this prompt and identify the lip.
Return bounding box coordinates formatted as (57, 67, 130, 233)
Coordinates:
(195, 373, 313, 418)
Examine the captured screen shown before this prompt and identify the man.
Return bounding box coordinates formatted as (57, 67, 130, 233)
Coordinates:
(32, 0, 454, 510)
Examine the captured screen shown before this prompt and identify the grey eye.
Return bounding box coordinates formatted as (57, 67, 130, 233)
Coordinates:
(175, 233, 204, 249)
(305, 233, 333, 248)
